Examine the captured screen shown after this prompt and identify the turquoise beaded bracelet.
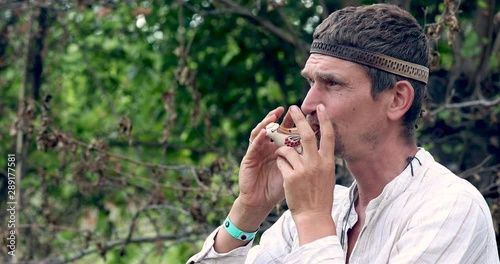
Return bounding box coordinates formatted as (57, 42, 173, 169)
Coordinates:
(223, 216, 259, 241)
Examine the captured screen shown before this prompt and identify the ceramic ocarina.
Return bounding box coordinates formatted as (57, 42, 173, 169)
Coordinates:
(265, 122, 302, 154)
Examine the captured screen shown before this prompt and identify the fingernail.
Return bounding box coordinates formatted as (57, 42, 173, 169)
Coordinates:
(290, 105, 299, 112)
(318, 104, 325, 112)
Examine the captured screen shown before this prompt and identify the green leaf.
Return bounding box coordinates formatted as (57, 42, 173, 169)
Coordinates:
(478, 0, 488, 9)
(460, 31, 481, 58)
(438, 110, 451, 120)
(58, 231, 74, 240)
(221, 37, 240, 66)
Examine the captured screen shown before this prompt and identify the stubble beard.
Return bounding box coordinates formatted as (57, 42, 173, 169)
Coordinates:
(331, 123, 347, 159)
(308, 115, 346, 159)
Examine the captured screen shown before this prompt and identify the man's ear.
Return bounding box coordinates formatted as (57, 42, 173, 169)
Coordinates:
(387, 80, 414, 121)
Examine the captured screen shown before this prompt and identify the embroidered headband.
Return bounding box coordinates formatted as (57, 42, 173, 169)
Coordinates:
(310, 40, 429, 84)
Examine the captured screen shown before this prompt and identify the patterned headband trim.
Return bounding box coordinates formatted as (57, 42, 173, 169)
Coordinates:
(310, 40, 429, 84)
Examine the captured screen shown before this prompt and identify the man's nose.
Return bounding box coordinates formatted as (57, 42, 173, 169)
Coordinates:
(301, 86, 321, 115)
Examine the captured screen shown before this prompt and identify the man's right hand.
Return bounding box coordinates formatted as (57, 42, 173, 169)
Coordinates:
(214, 106, 289, 253)
(238, 106, 288, 211)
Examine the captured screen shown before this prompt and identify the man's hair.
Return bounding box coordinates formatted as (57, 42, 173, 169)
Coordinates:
(313, 4, 429, 142)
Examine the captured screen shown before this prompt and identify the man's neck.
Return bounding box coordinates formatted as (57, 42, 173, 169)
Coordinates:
(345, 140, 418, 208)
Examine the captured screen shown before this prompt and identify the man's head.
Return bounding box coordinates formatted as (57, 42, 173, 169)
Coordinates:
(301, 4, 429, 159)
(310, 4, 429, 141)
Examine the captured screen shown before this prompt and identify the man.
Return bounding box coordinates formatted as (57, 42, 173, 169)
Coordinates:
(187, 4, 499, 263)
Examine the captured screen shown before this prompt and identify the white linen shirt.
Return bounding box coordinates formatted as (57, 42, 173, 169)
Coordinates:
(187, 148, 499, 263)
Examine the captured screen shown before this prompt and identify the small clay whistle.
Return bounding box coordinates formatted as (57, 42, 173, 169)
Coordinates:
(265, 122, 302, 154)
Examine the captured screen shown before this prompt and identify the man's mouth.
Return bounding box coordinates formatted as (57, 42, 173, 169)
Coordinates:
(307, 115, 320, 136)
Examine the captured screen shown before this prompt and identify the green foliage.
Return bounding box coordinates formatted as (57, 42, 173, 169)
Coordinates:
(460, 30, 482, 58)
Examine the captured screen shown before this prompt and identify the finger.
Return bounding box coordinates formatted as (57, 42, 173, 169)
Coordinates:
(247, 129, 272, 151)
(288, 105, 318, 155)
(266, 106, 285, 119)
(276, 156, 293, 174)
(250, 106, 284, 141)
(317, 104, 335, 159)
(275, 146, 302, 171)
(252, 128, 270, 145)
(281, 108, 294, 128)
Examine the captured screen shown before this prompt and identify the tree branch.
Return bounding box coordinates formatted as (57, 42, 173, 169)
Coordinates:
(458, 155, 492, 178)
(430, 97, 500, 116)
(63, 134, 207, 171)
(15, 6, 38, 262)
(107, 139, 223, 155)
(202, 0, 310, 51)
(43, 231, 205, 264)
(117, 203, 187, 257)
(105, 166, 211, 192)
(0, 0, 121, 11)
(471, 0, 497, 95)
(273, 2, 307, 55)
(491, 11, 500, 56)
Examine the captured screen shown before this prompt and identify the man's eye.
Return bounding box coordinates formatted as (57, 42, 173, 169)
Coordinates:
(327, 80, 340, 87)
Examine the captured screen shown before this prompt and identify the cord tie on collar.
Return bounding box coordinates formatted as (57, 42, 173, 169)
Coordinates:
(405, 156, 422, 176)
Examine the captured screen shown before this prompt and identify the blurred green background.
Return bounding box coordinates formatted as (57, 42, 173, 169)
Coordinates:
(0, 0, 498, 263)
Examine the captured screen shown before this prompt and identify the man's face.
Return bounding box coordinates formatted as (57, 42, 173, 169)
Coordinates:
(300, 54, 390, 160)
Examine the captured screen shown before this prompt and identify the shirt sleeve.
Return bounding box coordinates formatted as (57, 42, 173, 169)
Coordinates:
(388, 192, 499, 264)
(187, 210, 298, 264)
(282, 236, 345, 263)
(187, 210, 347, 264)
